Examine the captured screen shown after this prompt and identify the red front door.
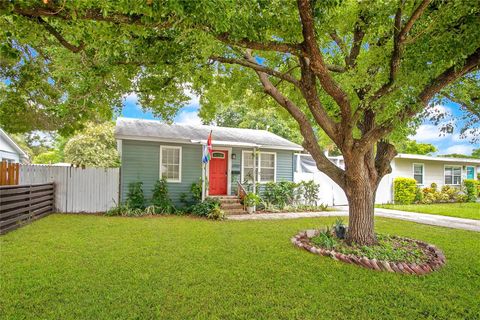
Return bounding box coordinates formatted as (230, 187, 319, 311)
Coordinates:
(209, 150, 228, 195)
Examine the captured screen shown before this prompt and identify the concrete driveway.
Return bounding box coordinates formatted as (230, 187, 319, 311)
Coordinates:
(227, 206, 480, 232)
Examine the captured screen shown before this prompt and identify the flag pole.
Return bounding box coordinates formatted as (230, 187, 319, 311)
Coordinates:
(202, 146, 206, 202)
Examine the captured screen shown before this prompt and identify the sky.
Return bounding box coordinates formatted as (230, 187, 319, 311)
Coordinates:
(121, 92, 479, 156)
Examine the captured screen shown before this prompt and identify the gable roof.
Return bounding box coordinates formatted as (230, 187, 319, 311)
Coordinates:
(395, 153, 480, 164)
(0, 128, 29, 161)
(115, 117, 303, 151)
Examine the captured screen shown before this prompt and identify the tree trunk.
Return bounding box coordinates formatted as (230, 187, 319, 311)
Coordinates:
(344, 169, 378, 246)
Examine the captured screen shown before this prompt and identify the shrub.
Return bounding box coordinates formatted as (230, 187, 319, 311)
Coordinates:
(244, 192, 261, 207)
(180, 179, 202, 207)
(207, 204, 225, 220)
(263, 181, 297, 209)
(393, 178, 417, 204)
(189, 198, 221, 217)
(126, 182, 145, 209)
(105, 203, 146, 217)
(151, 178, 175, 214)
(311, 228, 337, 250)
(464, 179, 479, 202)
(301, 180, 320, 206)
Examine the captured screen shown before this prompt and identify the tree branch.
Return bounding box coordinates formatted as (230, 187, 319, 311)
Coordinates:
(36, 17, 84, 53)
(297, 0, 352, 131)
(346, 20, 365, 67)
(217, 33, 303, 56)
(244, 51, 346, 188)
(371, 0, 431, 101)
(209, 56, 301, 87)
(329, 31, 347, 55)
(359, 46, 480, 147)
(298, 57, 340, 144)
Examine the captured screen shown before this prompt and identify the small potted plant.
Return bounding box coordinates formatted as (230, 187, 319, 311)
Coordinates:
(244, 192, 261, 214)
(333, 218, 347, 239)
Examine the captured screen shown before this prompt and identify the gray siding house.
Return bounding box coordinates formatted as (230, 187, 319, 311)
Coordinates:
(115, 118, 303, 205)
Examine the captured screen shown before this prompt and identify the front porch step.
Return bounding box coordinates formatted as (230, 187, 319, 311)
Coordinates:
(210, 195, 246, 215)
(223, 209, 247, 215)
(221, 203, 244, 210)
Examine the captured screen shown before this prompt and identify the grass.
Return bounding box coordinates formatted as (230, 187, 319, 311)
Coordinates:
(0, 214, 479, 319)
(377, 202, 480, 220)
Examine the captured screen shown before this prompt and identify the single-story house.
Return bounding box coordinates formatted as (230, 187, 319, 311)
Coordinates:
(0, 128, 29, 164)
(295, 153, 480, 205)
(115, 118, 303, 205)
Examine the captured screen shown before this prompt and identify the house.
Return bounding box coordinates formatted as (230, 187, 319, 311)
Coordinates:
(295, 153, 480, 206)
(0, 128, 29, 164)
(115, 118, 303, 206)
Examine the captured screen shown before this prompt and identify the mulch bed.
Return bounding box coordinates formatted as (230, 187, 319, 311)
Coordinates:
(291, 230, 446, 275)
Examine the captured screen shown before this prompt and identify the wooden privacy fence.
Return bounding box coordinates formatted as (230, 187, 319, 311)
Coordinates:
(20, 165, 120, 213)
(0, 161, 20, 185)
(0, 183, 54, 234)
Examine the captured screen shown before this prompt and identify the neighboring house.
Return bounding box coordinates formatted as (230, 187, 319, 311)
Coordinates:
(0, 128, 29, 164)
(295, 153, 480, 206)
(115, 118, 303, 205)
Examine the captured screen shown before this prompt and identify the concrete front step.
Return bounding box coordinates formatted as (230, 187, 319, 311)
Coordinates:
(223, 209, 247, 215)
(221, 203, 244, 210)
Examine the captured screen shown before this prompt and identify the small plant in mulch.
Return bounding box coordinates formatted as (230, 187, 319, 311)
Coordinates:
(292, 223, 446, 275)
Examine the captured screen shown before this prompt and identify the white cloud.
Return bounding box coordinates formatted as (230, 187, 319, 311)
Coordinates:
(452, 128, 477, 142)
(175, 110, 202, 125)
(122, 93, 140, 109)
(441, 144, 475, 155)
(183, 87, 200, 107)
(410, 124, 445, 142)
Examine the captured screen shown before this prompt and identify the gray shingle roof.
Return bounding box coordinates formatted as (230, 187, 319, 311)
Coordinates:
(115, 118, 303, 151)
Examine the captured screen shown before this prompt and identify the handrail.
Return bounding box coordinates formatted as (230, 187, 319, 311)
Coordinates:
(237, 181, 247, 210)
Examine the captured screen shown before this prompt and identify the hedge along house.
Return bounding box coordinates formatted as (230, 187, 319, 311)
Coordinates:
(115, 118, 303, 207)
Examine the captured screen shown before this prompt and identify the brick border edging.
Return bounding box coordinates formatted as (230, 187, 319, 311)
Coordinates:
(291, 230, 446, 275)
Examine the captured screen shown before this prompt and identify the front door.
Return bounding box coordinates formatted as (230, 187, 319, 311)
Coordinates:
(466, 166, 475, 180)
(209, 150, 228, 195)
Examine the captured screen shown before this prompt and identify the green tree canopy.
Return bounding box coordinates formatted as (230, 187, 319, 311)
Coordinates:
(63, 122, 120, 168)
(396, 140, 437, 155)
(1, 0, 479, 244)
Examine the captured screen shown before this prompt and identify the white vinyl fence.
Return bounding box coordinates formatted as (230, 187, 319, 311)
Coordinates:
(20, 165, 119, 213)
(294, 154, 393, 206)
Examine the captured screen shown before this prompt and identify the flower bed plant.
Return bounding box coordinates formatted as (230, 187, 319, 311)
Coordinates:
(292, 221, 446, 275)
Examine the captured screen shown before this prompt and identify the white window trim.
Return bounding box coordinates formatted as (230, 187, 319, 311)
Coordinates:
(241, 150, 277, 183)
(159, 146, 182, 183)
(444, 164, 462, 185)
(412, 163, 424, 186)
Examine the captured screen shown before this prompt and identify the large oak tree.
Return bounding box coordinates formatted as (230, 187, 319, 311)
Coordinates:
(1, 0, 479, 244)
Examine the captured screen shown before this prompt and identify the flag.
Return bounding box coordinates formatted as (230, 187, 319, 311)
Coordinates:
(207, 131, 213, 156)
(202, 131, 213, 164)
(202, 145, 210, 164)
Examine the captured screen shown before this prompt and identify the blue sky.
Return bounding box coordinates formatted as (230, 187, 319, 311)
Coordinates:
(121, 93, 478, 156)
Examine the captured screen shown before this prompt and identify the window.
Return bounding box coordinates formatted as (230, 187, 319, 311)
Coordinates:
(241, 151, 276, 183)
(444, 165, 461, 185)
(260, 153, 275, 182)
(212, 152, 225, 159)
(412, 163, 424, 185)
(160, 146, 182, 182)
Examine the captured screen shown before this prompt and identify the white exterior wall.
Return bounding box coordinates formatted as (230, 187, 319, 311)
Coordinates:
(294, 155, 479, 206)
(391, 158, 478, 188)
(0, 134, 20, 162)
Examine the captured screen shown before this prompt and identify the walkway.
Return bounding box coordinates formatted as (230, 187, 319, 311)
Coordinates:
(227, 207, 480, 232)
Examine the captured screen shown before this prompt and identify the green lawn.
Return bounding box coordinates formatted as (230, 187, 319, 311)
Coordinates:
(1, 215, 480, 319)
(377, 203, 480, 220)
